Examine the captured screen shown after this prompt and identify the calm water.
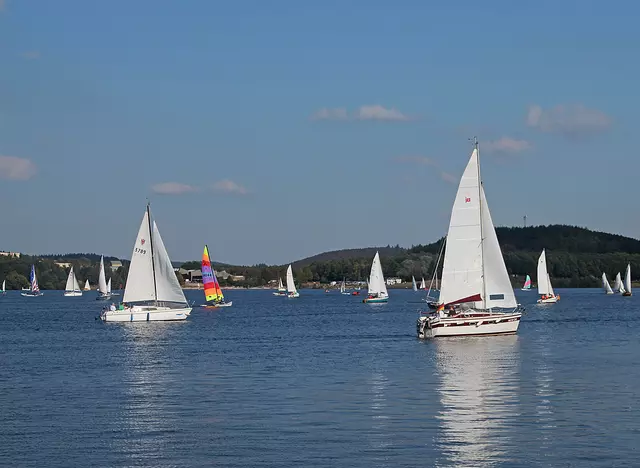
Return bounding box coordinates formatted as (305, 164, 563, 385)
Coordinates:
(1, 288, 639, 467)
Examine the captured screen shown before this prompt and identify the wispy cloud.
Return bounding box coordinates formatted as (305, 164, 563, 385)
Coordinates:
(151, 182, 197, 195)
(526, 104, 612, 137)
(394, 155, 438, 166)
(483, 137, 532, 154)
(439, 172, 457, 184)
(20, 51, 40, 60)
(311, 104, 413, 122)
(212, 179, 248, 195)
(0, 155, 37, 180)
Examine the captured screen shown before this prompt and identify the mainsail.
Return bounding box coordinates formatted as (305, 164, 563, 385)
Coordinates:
(412, 276, 417, 292)
(277, 277, 285, 292)
(420, 277, 426, 290)
(107, 278, 112, 294)
(29, 265, 40, 293)
(522, 275, 532, 290)
(98, 256, 109, 295)
(367, 251, 388, 297)
(537, 250, 554, 296)
(624, 263, 632, 294)
(84, 279, 90, 291)
(602, 273, 614, 294)
(438, 144, 516, 310)
(202, 245, 224, 303)
(286, 264, 297, 294)
(614, 272, 623, 292)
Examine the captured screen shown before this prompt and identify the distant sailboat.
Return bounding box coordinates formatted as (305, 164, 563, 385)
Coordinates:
(273, 276, 287, 296)
(622, 263, 632, 297)
(84, 279, 91, 291)
(614, 272, 623, 293)
(63, 266, 83, 297)
(537, 249, 559, 304)
(419, 277, 426, 290)
(521, 275, 532, 291)
(100, 203, 192, 322)
(96, 256, 112, 301)
(107, 277, 120, 296)
(201, 245, 232, 308)
(602, 273, 614, 295)
(340, 278, 350, 295)
(21, 265, 43, 297)
(285, 264, 299, 298)
(1, 279, 5, 296)
(363, 251, 388, 303)
(412, 276, 418, 292)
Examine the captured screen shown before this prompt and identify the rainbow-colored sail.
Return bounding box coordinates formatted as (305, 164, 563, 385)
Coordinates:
(202, 245, 224, 302)
(522, 275, 532, 290)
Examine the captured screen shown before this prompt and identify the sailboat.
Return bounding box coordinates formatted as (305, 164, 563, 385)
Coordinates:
(201, 245, 232, 308)
(340, 278, 350, 295)
(363, 251, 388, 303)
(21, 265, 43, 297)
(107, 277, 120, 296)
(63, 266, 83, 296)
(521, 275, 532, 291)
(84, 279, 91, 291)
(100, 203, 192, 322)
(417, 139, 522, 338)
(537, 249, 559, 303)
(622, 263, 632, 296)
(96, 256, 112, 301)
(273, 276, 287, 296)
(285, 264, 299, 298)
(1, 279, 5, 296)
(602, 272, 614, 295)
(614, 272, 623, 293)
(412, 276, 418, 292)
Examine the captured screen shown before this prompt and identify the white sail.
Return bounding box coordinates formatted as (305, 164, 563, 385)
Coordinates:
(65, 267, 76, 292)
(602, 273, 614, 294)
(107, 278, 112, 294)
(420, 277, 426, 289)
(614, 272, 623, 292)
(547, 273, 555, 297)
(152, 221, 188, 304)
(537, 249, 552, 296)
(98, 256, 109, 295)
(123, 211, 156, 303)
(367, 251, 388, 297)
(340, 279, 346, 293)
(2, 279, 5, 292)
(439, 147, 515, 309)
(286, 265, 297, 294)
(73, 270, 81, 292)
(412, 276, 417, 291)
(84, 279, 90, 291)
(624, 263, 632, 294)
(278, 277, 285, 291)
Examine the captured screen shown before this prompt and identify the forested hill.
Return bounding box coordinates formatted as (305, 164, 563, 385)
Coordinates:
(292, 246, 405, 268)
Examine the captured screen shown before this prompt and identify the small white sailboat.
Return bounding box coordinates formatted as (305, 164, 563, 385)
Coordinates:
(107, 277, 120, 296)
(63, 266, 83, 296)
(614, 272, 623, 293)
(622, 263, 632, 297)
(412, 276, 418, 292)
(96, 256, 112, 301)
(417, 139, 522, 338)
(273, 276, 287, 296)
(100, 203, 192, 322)
(340, 278, 350, 295)
(21, 265, 43, 297)
(1, 279, 5, 296)
(537, 249, 559, 303)
(521, 275, 532, 291)
(363, 251, 389, 303)
(602, 272, 614, 295)
(84, 279, 91, 291)
(419, 277, 426, 290)
(285, 264, 299, 298)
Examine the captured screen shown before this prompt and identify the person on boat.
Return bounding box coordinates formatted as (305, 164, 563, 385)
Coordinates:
(118, 303, 124, 310)
(109, 303, 116, 312)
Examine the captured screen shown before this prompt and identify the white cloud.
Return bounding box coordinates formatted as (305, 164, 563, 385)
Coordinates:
(526, 104, 612, 136)
(151, 182, 197, 195)
(0, 155, 37, 180)
(355, 104, 410, 121)
(212, 179, 248, 195)
(483, 137, 532, 154)
(394, 155, 437, 166)
(310, 107, 348, 121)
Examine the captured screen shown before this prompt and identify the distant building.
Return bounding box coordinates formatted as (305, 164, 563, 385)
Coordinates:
(215, 270, 230, 280)
(385, 277, 402, 285)
(110, 260, 123, 272)
(0, 251, 20, 258)
(188, 270, 202, 282)
(230, 275, 245, 282)
(55, 262, 72, 269)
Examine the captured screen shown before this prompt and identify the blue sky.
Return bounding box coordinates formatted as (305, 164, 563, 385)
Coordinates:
(0, 0, 637, 264)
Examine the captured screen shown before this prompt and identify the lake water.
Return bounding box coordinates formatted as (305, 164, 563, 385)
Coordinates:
(0, 288, 638, 467)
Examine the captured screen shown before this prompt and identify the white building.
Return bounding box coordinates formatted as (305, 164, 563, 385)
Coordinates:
(385, 277, 402, 285)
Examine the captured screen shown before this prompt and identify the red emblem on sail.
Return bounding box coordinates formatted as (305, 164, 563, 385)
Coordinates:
(141, 239, 146, 245)
(465, 197, 471, 203)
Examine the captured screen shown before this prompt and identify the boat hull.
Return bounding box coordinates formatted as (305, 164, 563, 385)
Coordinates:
(622, 292, 632, 297)
(363, 297, 388, 303)
(273, 291, 287, 296)
(537, 296, 559, 304)
(201, 301, 233, 308)
(64, 291, 83, 297)
(521, 288, 532, 291)
(417, 312, 521, 339)
(21, 292, 43, 297)
(287, 292, 300, 298)
(96, 294, 112, 301)
(101, 306, 192, 322)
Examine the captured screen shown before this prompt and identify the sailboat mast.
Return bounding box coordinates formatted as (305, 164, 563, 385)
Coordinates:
(147, 202, 159, 304)
(475, 137, 488, 310)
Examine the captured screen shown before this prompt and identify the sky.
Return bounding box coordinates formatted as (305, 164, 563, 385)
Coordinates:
(1, 0, 638, 265)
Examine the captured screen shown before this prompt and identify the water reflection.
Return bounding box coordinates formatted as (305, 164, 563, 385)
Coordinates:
(368, 371, 391, 450)
(534, 321, 555, 455)
(434, 336, 521, 467)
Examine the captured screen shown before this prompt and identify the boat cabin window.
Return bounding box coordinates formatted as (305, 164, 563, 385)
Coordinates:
(489, 294, 505, 300)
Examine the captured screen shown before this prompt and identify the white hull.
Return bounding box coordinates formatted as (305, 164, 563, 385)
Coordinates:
(287, 292, 300, 298)
(201, 301, 233, 308)
(21, 292, 43, 297)
(64, 291, 83, 297)
(537, 296, 558, 304)
(101, 306, 192, 322)
(273, 291, 287, 296)
(417, 311, 521, 338)
(521, 288, 532, 291)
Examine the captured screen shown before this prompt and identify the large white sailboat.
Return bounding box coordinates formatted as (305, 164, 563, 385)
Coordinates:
(602, 272, 614, 295)
(285, 264, 299, 298)
(63, 267, 83, 297)
(363, 251, 389, 303)
(100, 204, 192, 322)
(417, 139, 522, 338)
(622, 263, 632, 297)
(96, 256, 112, 301)
(537, 249, 559, 304)
(273, 276, 287, 296)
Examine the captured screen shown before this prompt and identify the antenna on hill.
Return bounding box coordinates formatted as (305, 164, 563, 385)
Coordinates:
(523, 215, 527, 228)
